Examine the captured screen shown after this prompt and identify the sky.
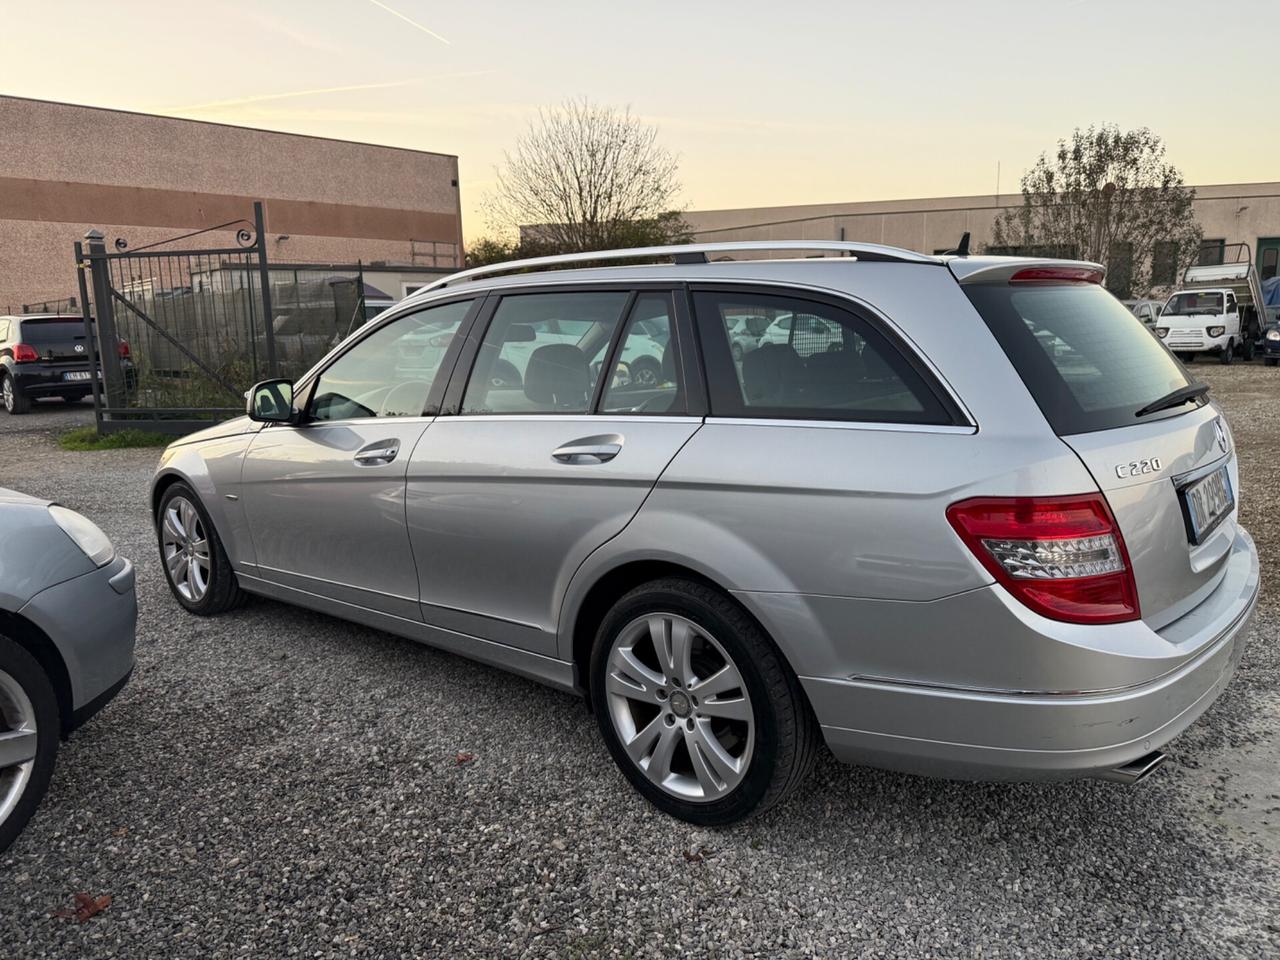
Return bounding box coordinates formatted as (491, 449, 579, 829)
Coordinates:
(1, 0, 1274, 240)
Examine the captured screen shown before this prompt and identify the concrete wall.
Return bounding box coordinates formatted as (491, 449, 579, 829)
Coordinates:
(685, 182, 1280, 263)
(0, 96, 462, 311)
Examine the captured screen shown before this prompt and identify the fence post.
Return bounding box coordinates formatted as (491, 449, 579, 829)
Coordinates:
(253, 201, 277, 377)
(74, 239, 104, 434)
(84, 230, 128, 421)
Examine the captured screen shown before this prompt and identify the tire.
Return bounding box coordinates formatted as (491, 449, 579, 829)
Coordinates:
(157, 482, 247, 615)
(1242, 337, 1256, 362)
(629, 356, 661, 387)
(0, 635, 60, 854)
(1, 373, 30, 415)
(589, 578, 819, 825)
(1220, 340, 1234, 365)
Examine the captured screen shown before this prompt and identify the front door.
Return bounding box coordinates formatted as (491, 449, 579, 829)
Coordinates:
(406, 288, 701, 655)
(240, 297, 476, 619)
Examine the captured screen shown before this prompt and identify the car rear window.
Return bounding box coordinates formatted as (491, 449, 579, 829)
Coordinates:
(19, 319, 89, 343)
(963, 282, 1192, 435)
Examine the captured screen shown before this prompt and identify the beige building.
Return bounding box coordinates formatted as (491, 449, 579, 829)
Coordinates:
(0, 96, 463, 312)
(685, 182, 1280, 294)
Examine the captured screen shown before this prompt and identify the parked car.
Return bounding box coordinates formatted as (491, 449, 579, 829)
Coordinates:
(0, 314, 135, 414)
(151, 242, 1259, 825)
(726, 314, 769, 362)
(1122, 298, 1164, 327)
(756, 312, 844, 356)
(0, 489, 135, 851)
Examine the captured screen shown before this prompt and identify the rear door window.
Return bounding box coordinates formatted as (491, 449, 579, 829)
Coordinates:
(963, 282, 1192, 435)
(19, 319, 88, 343)
(693, 289, 957, 424)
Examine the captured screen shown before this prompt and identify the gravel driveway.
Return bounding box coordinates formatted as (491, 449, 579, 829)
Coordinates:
(1, 377, 1278, 959)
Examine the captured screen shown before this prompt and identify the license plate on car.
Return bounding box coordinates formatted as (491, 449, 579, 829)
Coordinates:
(1180, 465, 1234, 544)
(62, 370, 92, 381)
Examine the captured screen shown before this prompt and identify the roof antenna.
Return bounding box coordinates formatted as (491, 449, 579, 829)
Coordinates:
(944, 232, 971, 257)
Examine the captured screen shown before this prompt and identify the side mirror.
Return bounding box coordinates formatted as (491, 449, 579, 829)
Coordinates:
(247, 378, 297, 422)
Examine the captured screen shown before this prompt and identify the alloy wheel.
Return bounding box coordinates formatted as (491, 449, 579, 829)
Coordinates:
(2, 378, 13, 412)
(161, 496, 211, 602)
(604, 613, 754, 802)
(0, 669, 38, 829)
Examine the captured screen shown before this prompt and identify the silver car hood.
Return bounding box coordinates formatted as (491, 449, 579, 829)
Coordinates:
(166, 416, 259, 449)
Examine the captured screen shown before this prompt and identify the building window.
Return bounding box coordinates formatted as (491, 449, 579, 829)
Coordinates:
(1151, 241, 1179, 287)
(1197, 239, 1225, 266)
(402, 282, 427, 298)
(1106, 242, 1134, 299)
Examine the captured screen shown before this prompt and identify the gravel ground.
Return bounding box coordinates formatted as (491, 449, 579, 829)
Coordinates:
(1, 377, 1278, 959)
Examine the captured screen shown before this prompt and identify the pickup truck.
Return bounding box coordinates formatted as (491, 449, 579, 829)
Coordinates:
(1155, 247, 1267, 364)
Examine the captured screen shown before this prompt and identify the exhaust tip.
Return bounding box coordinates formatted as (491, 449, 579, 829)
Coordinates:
(1096, 750, 1168, 784)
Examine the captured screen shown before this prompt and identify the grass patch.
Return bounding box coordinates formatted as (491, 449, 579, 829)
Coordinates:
(58, 426, 174, 451)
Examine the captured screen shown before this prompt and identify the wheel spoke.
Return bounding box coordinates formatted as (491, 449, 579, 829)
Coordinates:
(173, 556, 189, 587)
(651, 616, 693, 685)
(686, 732, 725, 797)
(623, 713, 664, 764)
(612, 648, 665, 697)
(697, 694, 752, 722)
(690, 663, 741, 699)
(690, 720, 742, 785)
(190, 537, 210, 562)
(0, 728, 37, 769)
(165, 549, 185, 576)
(163, 508, 184, 542)
(644, 724, 682, 786)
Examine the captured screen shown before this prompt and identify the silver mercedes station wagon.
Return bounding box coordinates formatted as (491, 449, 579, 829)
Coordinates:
(151, 241, 1259, 825)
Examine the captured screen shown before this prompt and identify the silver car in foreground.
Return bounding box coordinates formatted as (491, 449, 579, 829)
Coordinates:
(151, 241, 1259, 825)
(0, 489, 135, 850)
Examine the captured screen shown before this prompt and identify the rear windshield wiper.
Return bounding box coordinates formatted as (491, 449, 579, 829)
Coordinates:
(1135, 382, 1209, 418)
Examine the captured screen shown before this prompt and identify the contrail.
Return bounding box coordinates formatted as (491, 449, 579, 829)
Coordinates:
(364, 0, 451, 44)
(154, 78, 430, 113)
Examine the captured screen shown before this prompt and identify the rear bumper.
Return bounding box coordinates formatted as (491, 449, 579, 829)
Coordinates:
(9, 362, 135, 395)
(803, 527, 1259, 781)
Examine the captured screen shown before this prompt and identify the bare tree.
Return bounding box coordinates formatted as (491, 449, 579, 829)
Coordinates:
(990, 125, 1201, 296)
(484, 99, 689, 253)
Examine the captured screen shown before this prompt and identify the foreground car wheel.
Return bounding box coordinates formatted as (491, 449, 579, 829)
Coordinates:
(590, 578, 818, 825)
(0, 636, 59, 853)
(1, 374, 30, 415)
(157, 483, 247, 615)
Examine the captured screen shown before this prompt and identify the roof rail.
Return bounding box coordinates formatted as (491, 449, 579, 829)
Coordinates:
(411, 240, 939, 298)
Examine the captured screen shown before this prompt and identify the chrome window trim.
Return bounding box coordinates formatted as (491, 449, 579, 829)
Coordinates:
(710, 417, 975, 435)
(444, 414, 704, 425)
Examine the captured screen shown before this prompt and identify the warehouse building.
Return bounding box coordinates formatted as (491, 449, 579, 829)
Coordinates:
(685, 182, 1280, 295)
(0, 96, 463, 312)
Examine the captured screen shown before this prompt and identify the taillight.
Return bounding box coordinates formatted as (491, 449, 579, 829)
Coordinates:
(117, 340, 131, 359)
(12, 343, 38, 362)
(946, 494, 1139, 624)
(1009, 266, 1104, 285)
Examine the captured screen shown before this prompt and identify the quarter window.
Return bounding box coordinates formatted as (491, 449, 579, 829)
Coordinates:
(461, 291, 629, 414)
(600, 294, 682, 414)
(694, 290, 954, 424)
(308, 299, 472, 421)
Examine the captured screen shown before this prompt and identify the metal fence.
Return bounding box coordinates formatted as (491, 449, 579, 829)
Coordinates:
(76, 202, 372, 434)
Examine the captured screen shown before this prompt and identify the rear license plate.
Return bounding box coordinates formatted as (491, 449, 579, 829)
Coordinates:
(62, 370, 92, 381)
(1180, 465, 1234, 545)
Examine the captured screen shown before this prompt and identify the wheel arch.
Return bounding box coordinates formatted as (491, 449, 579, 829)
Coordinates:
(0, 610, 73, 737)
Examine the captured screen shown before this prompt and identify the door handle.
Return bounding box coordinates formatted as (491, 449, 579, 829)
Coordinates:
(552, 434, 623, 464)
(354, 440, 400, 466)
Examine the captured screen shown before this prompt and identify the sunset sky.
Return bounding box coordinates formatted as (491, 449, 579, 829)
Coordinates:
(2, 0, 1273, 239)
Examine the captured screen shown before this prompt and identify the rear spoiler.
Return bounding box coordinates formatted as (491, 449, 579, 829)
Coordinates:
(949, 258, 1106, 285)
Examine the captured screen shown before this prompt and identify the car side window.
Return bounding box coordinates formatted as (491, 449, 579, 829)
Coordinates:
(307, 299, 472, 421)
(694, 289, 955, 425)
(600, 293, 682, 415)
(461, 291, 629, 414)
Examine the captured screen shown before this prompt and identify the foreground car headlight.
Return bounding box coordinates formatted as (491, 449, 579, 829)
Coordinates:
(48, 505, 115, 567)
(1267, 330, 1280, 342)
(1155, 327, 1169, 339)
(1207, 326, 1226, 338)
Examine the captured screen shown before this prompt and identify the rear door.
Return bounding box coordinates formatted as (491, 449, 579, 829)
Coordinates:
(18, 317, 93, 365)
(405, 286, 702, 656)
(963, 276, 1236, 628)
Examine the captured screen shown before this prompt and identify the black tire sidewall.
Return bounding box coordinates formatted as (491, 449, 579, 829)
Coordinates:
(0, 636, 60, 854)
(589, 582, 783, 826)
